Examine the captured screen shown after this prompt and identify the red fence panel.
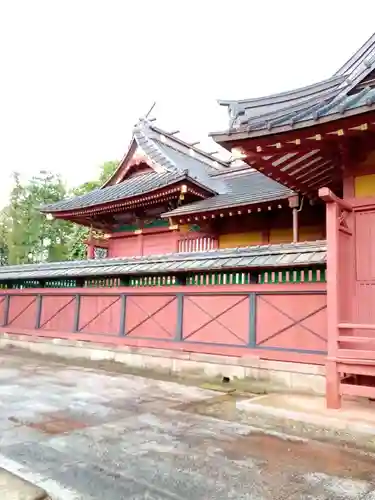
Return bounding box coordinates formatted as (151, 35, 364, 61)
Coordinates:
(182, 293, 249, 345)
(79, 295, 122, 335)
(0, 284, 327, 362)
(8, 295, 37, 329)
(256, 292, 327, 353)
(125, 294, 177, 339)
(0, 296, 7, 326)
(40, 295, 76, 332)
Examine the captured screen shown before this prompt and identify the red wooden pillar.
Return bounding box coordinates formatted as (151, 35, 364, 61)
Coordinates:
(325, 200, 341, 408)
(173, 230, 181, 253)
(319, 187, 353, 409)
(138, 233, 144, 256)
(87, 242, 95, 260)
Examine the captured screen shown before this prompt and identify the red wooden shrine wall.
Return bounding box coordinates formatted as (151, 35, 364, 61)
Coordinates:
(0, 283, 326, 364)
(108, 231, 179, 257)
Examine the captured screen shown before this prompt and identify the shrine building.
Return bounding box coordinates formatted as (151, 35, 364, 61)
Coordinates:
(1, 33, 375, 408)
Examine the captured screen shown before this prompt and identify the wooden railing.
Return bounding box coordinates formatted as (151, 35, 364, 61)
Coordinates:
(0, 265, 326, 289)
(178, 236, 217, 253)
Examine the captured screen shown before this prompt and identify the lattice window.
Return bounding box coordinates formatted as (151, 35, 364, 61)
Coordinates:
(94, 247, 108, 259)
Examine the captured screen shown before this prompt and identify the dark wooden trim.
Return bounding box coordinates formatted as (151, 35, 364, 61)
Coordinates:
(35, 295, 42, 329)
(73, 295, 81, 332)
(175, 293, 184, 341)
(119, 294, 126, 336)
(249, 293, 256, 347)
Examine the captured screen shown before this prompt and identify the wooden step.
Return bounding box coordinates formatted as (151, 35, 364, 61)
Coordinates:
(337, 349, 375, 360)
(340, 383, 375, 398)
(338, 336, 375, 343)
(339, 323, 375, 330)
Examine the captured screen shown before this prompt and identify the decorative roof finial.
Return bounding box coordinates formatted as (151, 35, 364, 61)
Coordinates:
(145, 101, 156, 119)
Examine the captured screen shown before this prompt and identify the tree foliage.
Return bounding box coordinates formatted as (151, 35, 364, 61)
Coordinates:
(1, 161, 119, 265)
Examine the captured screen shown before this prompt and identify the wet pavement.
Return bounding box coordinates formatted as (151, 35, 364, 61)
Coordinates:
(0, 350, 375, 499)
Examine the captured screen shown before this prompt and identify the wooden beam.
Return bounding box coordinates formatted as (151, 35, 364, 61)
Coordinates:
(245, 151, 320, 193)
(318, 187, 353, 210)
(221, 117, 375, 169)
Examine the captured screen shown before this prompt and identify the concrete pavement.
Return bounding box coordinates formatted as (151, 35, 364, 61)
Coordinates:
(0, 348, 375, 499)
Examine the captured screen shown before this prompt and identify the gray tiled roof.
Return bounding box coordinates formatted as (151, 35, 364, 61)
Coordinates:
(41, 170, 189, 213)
(214, 32, 375, 136)
(0, 241, 326, 281)
(224, 85, 375, 135)
(42, 119, 230, 214)
(154, 140, 227, 194)
(162, 169, 294, 217)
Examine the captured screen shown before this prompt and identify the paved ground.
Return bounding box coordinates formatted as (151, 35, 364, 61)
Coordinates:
(1, 350, 375, 499)
(0, 468, 49, 500)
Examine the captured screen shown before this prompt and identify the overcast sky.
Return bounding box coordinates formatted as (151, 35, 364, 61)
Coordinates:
(1, 0, 375, 201)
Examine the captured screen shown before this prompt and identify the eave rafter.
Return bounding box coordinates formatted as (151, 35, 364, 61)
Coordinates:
(172, 199, 289, 225)
(47, 182, 211, 221)
(229, 115, 375, 156)
(227, 115, 375, 194)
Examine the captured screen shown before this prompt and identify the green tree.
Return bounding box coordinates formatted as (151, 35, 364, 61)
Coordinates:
(5, 161, 119, 265)
(7, 171, 72, 264)
(0, 209, 10, 266)
(65, 160, 119, 261)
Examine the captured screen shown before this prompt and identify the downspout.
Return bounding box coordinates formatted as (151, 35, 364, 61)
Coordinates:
(289, 195, 304, 243)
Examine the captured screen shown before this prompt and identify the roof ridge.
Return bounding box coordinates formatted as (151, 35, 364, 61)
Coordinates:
(335, 32, 375, 76)
(211, 166, 256, 178)
(218, 75, 345, 108)
(242, 85, 345, 130)
(133, 119, 177, 173)
(148, 122, 229, 169)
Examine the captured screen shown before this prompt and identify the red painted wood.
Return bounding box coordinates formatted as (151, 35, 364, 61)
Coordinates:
(79, 295, 122, 335)
(341, 383, 375, 398)
(109, 231, 179, 257)
(182, 294, 248, 345)
(8, 296, 37, 329)
(142, 232, 179, 256)
(0, 284, 327, 366)
(108, 236, 140, 257)
(337, 362, 375, 376)
(339, 324, 375, 330)
(125, 295, 177, 339)
(338, 335, 375, 342)
(355, 210, 375, 282)
(0, 282, 326, 296)
(338, 349, 375, 360)
(256, 294, 327, 351)
(320, 192, 346, 408)
(87, 244, 95, 259)
(0, 296, 6, 325)
(40, 295, 75, 331)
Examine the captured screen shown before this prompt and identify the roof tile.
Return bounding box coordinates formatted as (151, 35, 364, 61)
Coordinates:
(0, 241, 326, 281)
(163, 169, 293, 217)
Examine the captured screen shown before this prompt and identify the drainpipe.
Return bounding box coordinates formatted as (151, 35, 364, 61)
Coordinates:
(288, 195, 300, 243)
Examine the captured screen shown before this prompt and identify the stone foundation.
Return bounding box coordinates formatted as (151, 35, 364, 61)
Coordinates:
(0, 333, 325, 394)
